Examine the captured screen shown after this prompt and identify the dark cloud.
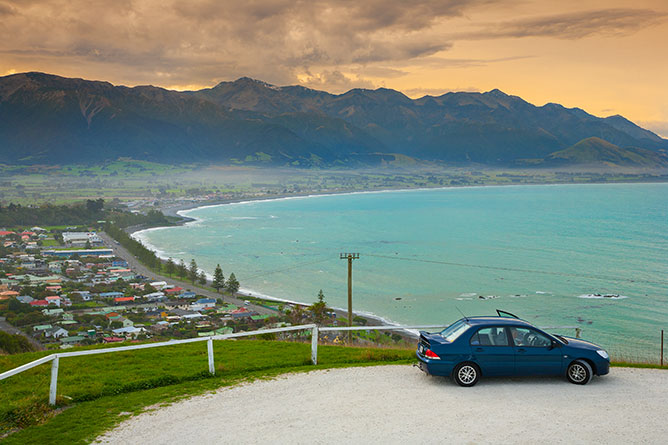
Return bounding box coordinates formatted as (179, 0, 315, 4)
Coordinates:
(0, 0, 497, 88)
(0, 2, 17, 16)
(463, 8, 668, 40)
(299, 70, 376, 91)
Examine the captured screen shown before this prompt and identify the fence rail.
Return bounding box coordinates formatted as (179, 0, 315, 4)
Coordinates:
(0, 323, 580, 405)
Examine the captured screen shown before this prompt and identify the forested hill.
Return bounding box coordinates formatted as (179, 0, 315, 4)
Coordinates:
(1, 72, 666, 167)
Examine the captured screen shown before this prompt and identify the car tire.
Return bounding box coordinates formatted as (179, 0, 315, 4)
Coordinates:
(567, 360, 593, 385)
(453, 362, 480, 387)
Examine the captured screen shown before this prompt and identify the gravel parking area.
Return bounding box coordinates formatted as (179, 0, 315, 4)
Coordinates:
(97, 365, 667, 444)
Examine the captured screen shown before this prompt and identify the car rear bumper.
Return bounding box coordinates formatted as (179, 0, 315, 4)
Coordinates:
(415, 351, 455, 376)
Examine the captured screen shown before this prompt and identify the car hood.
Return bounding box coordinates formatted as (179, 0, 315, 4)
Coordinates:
(561, 337, 602, 351)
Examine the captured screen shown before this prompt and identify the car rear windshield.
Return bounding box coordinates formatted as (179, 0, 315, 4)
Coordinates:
(554, 334, 569, 345)
(439, 319, 470, 342)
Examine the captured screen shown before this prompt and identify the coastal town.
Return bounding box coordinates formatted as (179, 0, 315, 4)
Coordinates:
(0, 224, 369, 353)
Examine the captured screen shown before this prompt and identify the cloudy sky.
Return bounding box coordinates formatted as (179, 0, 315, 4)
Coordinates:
(1, 0, 667, 135)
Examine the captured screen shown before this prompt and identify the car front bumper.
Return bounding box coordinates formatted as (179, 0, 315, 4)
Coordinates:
(594, 359, 610, 376)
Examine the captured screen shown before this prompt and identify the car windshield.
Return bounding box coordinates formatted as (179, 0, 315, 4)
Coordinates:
(439, 319, 470, 342)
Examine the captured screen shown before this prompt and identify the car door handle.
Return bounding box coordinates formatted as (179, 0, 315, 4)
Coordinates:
(475, 348, 484, 352)
(517, 348, 526, 353)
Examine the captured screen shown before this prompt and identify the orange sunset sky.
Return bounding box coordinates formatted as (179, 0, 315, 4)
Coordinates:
(1, 0, 667, 136)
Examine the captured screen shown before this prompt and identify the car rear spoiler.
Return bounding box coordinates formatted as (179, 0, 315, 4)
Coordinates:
(496, 309, 520, 319)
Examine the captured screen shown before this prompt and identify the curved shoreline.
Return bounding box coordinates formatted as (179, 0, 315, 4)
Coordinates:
(129, 181, 666, 337)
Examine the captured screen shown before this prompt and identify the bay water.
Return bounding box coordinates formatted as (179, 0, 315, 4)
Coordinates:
(135, 183, 668, 361)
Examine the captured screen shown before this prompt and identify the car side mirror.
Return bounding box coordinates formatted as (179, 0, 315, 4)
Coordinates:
(549, 340, 558, 350)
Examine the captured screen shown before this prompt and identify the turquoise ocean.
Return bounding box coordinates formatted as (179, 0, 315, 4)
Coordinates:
(134, 183, 668, 361)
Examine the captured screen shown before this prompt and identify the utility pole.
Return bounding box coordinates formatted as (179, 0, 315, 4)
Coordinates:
(340, 253, 359, 343)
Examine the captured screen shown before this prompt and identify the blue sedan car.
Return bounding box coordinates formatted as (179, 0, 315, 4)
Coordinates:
(416, 311, 610, 386)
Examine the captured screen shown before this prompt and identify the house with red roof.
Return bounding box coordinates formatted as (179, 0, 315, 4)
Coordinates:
(0, 231, 15, 237)
(114, 296, 136, 304)
(102, 337, 125, 343)
(30, 299, 49, 307)
(45, 295, 61, 306)
(163, 287, 183, 295)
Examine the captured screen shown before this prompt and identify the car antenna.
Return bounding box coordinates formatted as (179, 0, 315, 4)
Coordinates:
(455, 306, 469, 322)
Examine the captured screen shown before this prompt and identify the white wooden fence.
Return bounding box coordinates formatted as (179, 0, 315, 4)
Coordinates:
(0, 323, 579, 405)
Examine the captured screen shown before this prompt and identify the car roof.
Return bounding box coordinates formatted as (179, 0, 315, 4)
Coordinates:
(462, 316, 535, 327)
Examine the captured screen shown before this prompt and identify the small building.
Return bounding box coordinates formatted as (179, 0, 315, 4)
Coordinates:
(100, 292, 125, 299)
(118, 317, 134, 328)
(33, 324, 53, 332)
(71, 290, 92, 301)
(60, 335, 86, 346)
(196, 298, 217, 305)
(45, 296, 61, 307)
(29, 299, 49, 307)
(45, 326, 69, 338)
(112, 326, 145, 337)
(180, 291, 197, 299)
(164, 287, 183, 295)
(43, 249, 113, 258)
(62, 232, 103, 247)
(42, 308, 64, 316)
(114, 296, 136, 304)
(16, 295, 34, 304)
(102, 336, 125, 343)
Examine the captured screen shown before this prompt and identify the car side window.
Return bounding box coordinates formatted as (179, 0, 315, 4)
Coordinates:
(470, 327, 509, 346)
(509, 327, 551, 347)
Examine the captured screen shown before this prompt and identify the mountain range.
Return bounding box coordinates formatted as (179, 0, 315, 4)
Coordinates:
(1, 72, 666, 168)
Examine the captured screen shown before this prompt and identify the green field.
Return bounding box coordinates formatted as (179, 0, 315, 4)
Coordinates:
(0, 339, 414, 443)
(2, 160, 666, 207)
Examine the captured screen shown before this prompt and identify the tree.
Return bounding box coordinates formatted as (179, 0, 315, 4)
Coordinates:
(225, 273, 239, 293)
(309, 289, 328, 325)
(198, 270, 207, 285)
(177, 259, 187, 279)
(165, 258, 175, 277)
(286, 305, 305, 325)
(188, 259, 198, 284)
(212, 264, 224, 292)
(85, 239, 92, 250)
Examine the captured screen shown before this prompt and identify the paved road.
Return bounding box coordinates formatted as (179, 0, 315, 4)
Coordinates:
(98, 366, 668, 444)
(98, 232, 276, 316)
(0, 316, 45, 350)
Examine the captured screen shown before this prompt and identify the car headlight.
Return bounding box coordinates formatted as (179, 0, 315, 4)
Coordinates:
(596, 349, 609, 360)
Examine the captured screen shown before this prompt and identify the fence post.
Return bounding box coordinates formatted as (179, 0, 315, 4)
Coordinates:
(575, 328, 581, 339)
(311, 326, 319, 365)
(49, 355, 59, 406)
(661, 330, 664, 367)
(207, 338, 215, 375)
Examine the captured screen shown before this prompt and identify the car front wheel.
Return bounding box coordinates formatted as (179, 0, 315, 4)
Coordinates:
(567, 360, 593, 385)
(453, 362, 480, 387)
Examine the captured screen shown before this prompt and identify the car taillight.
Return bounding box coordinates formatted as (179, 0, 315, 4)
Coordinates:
(424, 349, 440, 360)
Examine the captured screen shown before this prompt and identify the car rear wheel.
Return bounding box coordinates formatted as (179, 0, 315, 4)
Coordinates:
(567, 360, 593, 385)
(453, 362, 480, 387)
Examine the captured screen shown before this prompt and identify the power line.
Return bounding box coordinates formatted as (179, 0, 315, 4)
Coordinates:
(363, 253, 668, 287)
(242, 256, 334, 281)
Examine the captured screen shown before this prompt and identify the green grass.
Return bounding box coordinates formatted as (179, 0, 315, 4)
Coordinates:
(0, 339, 414, 442)
(611, 361, 668, 370)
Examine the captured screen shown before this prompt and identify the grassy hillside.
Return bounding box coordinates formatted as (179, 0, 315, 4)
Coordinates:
(0, 339, 414, 443)
(546, 137, 668, 167)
